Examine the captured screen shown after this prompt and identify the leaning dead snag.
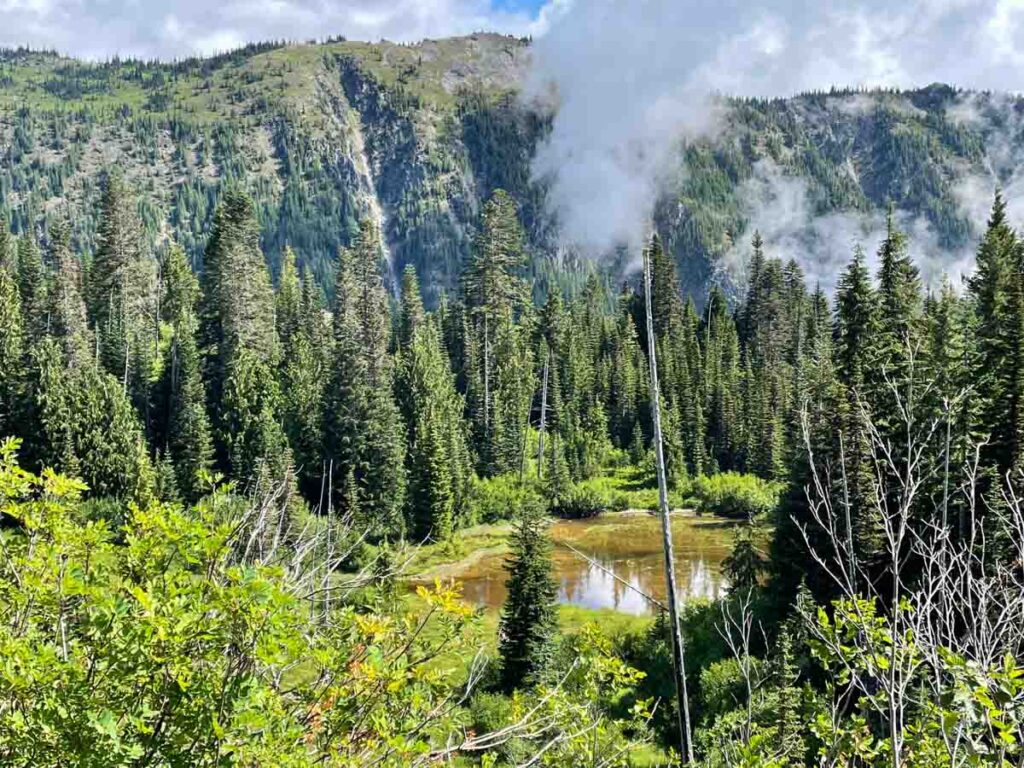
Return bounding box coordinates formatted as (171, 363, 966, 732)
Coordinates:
(642, 234, 695, 763)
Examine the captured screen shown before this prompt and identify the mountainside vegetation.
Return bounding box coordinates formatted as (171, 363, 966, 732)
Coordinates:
(1, 35, 1017, 304)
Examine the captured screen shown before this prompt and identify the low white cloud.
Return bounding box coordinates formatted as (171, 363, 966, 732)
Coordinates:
(722, 160, 976, 296)
(529, 0, 1024, 260)
(947, 92, 1024, 232)
(0, 0, 549, 60)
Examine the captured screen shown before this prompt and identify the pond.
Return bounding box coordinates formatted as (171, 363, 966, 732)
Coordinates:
(447, 513, 740, 616)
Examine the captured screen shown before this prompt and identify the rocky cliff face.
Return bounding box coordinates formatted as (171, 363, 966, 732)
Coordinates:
(0, 37, 1019, 301)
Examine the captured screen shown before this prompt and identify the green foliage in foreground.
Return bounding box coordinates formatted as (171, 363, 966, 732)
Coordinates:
(0, 439, 655, 767)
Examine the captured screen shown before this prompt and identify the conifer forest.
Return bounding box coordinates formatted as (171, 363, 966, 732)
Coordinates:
(4, 9, 1024, 768)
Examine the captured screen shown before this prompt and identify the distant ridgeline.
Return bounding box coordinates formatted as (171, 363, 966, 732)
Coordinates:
(0, 35, 1016, 303)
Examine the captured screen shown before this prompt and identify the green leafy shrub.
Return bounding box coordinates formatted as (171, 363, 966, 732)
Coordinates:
(470, 691, 513, 732)
(0, 438, 483, 767)
(551, 484, 608, 519)
(689, 472, 782, 519)
(467, 473, 543, 524)
(573, 466, 688, 512)
(698, 657, 762, 722)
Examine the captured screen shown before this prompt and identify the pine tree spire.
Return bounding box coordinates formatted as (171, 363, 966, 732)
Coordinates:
(498, 500, 557, 691)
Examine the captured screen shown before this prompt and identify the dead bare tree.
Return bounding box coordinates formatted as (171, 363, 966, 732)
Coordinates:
(789, 342, 1024, 768)
(716, 589, 770, 747)
(642, 235, 695, 763)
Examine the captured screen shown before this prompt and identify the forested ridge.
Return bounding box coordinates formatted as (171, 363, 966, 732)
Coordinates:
(4, 146, 1024, 765)
(0, 34, 1019, 304)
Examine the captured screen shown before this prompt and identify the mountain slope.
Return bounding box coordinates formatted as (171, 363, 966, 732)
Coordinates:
(0, 37, 1018, 301)
(0, 34, 538, 303)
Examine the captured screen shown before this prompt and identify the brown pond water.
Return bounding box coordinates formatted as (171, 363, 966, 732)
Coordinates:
(446, 513, 739, 616)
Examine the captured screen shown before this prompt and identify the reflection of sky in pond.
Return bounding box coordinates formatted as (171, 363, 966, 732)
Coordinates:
(453, 515, 734, 615)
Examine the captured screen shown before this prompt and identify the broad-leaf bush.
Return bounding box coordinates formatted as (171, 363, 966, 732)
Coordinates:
(0, 438, 478, 766)
(550, 484, 607, 519)
(467, 473, 543, 524)
(0, 439, 656, 766)
(689, 473, 782, 519)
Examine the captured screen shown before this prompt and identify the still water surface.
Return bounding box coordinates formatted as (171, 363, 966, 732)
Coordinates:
(454, 513, 738, 615)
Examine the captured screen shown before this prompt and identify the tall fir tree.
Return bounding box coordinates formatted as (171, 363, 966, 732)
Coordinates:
(0, 229, 23, 436)
(275, 245, 303, 353)
(498, 500, 558, 692)
(46, 220, 93, 368)
(968, 193, 1024, 506)
(607, 287, 647, 451)
(397, 264, 426, 352)
(199, 190, 278, 415)
(322, 220, 406, 535)
(279, 270, 329, 502)
(87, 171, 158, 422)
(461, 189, 530, 475)
(924, 279, 972, 535)
(198, 191, 286, 482)
(397, 267, 471, 540)
(23, 218, 152, 500)
(833, 246, 884, 584)
(0, 219, 11, 273)
(16, 234, 47, 340)
(153, 244, 213, 502)
(870, 212, 925, 445)
(703, 286, 743, 472)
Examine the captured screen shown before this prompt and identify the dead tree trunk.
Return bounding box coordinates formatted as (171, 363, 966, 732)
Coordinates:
(642, 237, 694, 764)
(537, 351, 549, 480)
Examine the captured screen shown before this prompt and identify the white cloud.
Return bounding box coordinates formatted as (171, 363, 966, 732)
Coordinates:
(0, 0, 550, 60)
(529, 0, 1024, 257)
(723, 160, 976, 297)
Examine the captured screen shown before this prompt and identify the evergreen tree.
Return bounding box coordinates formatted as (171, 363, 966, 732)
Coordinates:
(722, 522, 766, 593)
(636, 236, 705, 478)
(498, 500, 557, 691)
(220, 347, 291, 485)
(279, 272, 329, 501)
(768, 630, 805, 763)
(32, 337, 154, 502)
(322, 220, 406, 535)
(704, 286, 743, 472)
(397, 268, 471, 540)
(199, 191, 282, 480)
(769, 279, 838, 604)
(0, 220, 11, 273)
(87, 171, 158, 419)
(153, 244, 213, 502)
(486, 314, 534, 476)
(558, 277, 612, 480)
(46, 220, 93, 369)
(924, 279, 972, 533)
(199, 190, 278, 419)
(275, 245, 303, 353)
(461, 189, 529, 475)
(607, 288, 646, 450)
(870, 213, 925, 462)
(833, 247, 884, 582)
(0, 240, 23, 436)
(397, 264, 426, 351)
(968, 193, 1023, 501)
(16, 234, 47, 340)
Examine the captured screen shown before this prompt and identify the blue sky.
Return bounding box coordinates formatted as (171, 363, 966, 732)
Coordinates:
(0, 0, 555, 60)
(493, 0, 549, 13)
